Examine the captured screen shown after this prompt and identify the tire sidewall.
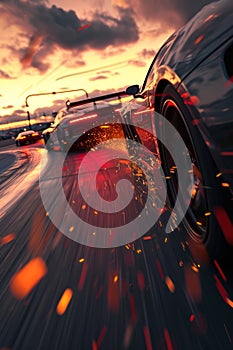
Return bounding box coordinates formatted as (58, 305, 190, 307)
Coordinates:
(158, 84, 229, 260)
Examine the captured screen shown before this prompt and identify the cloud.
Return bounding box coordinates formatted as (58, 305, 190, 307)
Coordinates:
(139, 48, 156, 60)
(0, 70, 15, 79)
(2, 105, 15, 109)
(101, 47, 126, 58)
(114, 0, 216, 29)
(21, 34, 43, 68)
(13, 109, 26, 114)
(128, 59, 146, 67)
(0, 0, 139, 72)
(89, 75, 108, 81)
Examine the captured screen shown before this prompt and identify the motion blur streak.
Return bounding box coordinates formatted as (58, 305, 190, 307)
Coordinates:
(1, 149, 233, 349)
(214, 207, 233, 245)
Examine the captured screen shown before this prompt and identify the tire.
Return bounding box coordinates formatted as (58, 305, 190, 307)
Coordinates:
(158, 84, 232, 266)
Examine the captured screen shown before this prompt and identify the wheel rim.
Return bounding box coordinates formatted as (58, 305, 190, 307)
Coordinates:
(161, 99, 208, 241)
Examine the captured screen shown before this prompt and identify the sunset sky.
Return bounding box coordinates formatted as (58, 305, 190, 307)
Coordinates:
(0, 0, 215, 122)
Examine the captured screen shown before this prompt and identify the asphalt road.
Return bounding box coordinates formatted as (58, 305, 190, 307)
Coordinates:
(0, 141, 233, 350)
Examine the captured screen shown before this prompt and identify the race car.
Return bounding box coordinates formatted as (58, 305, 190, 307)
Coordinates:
(15, 130, 41, 146)
(42, 89, 137, 152)
(121, 0, 233, 265)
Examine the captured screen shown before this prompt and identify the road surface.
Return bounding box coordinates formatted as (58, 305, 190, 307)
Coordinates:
(0, 141, 233, 350)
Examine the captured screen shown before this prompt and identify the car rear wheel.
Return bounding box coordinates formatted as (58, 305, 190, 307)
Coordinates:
(158, 85, 232, 266)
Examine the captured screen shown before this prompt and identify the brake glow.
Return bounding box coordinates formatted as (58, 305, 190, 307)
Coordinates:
(32, 132, 39, 136)
(100, 125, 110, 129)
(19, 136, 26, 139)
(69, 113, 98, 124)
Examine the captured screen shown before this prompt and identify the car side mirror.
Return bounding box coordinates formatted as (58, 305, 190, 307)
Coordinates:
(126, 85, 140, 96)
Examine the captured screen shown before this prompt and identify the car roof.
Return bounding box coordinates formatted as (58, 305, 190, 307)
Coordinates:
(151, 0, 233, 79)
(18, 130, 36, 136)
(56, 101, 117, 124)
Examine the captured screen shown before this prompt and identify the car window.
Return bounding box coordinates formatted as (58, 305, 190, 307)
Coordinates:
(141, 33, 177, 91)
(224, 42, 233, 79)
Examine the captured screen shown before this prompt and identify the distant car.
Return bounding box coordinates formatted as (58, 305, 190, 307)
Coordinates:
(42, 91, 132, 152)
(15, 130, 41, 146)
(122, 0, 233, 264)
(0, 132, 10, 140)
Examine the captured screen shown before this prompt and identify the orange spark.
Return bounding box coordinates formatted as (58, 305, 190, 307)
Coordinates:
(226, 297, 233, 308)
(143, 235, 152, 241)
(56, 288, 73, 315)
(195, 35, 204, 45)
(0, 233, 16, 246)
(113, 274, 119, 283)
(10, 257, 47, 299)
(165, 276, 175, 293)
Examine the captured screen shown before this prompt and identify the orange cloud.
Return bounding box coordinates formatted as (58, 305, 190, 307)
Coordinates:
(21, 34, 43, 69)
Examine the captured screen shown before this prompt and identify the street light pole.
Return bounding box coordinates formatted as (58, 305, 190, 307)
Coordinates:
(25, 89, 89, 130)
(26, 110, 32, 130)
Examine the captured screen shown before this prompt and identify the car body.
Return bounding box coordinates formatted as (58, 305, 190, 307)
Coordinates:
(121, 0, 233, 264)
(15, 130, 41, 146)
(42, 91, 132, 152)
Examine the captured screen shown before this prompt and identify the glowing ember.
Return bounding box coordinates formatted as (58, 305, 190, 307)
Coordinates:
(0, 233, 16, 246)
(113, 275, 119, 283)
(165, 276, 175, 293)
(189, 314, 195, 322)
(10, 257, 47, 299)
(194, 35, 204, 45)
(56, 288, 73, 315)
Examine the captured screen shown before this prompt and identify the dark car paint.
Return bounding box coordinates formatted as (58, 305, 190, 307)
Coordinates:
(128, 0, 233, 189)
